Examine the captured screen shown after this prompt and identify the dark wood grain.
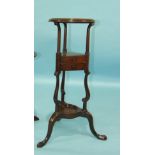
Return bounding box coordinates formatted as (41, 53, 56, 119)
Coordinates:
(37, 18, 107, 148)
(49, 18, 95, 24)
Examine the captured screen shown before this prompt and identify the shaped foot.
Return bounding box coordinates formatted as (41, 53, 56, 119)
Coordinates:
(37, 138, 48, 148)
(97, 134, 107, 140)
(84, 111, 107, 141)
(37, 113, 59, 148)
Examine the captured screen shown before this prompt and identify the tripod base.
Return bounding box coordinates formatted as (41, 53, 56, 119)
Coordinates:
(37, 102, 107, 148)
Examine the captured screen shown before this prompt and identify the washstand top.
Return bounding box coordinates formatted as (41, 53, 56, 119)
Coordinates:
(49, 18, 95, 24)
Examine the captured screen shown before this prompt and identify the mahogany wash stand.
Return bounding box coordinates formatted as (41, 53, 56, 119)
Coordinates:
(37, 18, 107, 148)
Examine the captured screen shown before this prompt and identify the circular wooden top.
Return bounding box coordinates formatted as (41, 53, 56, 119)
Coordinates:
(49, 18, 95, 24)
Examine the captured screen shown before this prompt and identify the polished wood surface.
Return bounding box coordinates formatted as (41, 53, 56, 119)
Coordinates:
(58, 53, 88, 71)
(49, 18, 95, 23)
(37, 18, 107, 148)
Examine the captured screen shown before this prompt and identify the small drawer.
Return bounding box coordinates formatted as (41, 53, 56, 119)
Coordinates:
(60, 63, 87, 71)
(61, 55, 87, 64)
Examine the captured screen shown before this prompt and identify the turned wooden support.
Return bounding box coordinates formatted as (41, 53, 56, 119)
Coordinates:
(54, 23, 62, 110)
(53, 71, 60, 112)
(86, 23, 94, 54)
(61, 23, 67, 103)
(82, 70, 90, 110)
(83, 23, 94, 110)
(63, 23, 67, 53)
(55, 23, 61, 53)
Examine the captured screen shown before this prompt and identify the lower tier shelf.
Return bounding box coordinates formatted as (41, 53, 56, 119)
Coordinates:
(59, 103, 82, 115)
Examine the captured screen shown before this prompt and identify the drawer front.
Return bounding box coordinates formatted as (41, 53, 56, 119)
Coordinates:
(61, 56, 87, 64)
(60, 55, 89, 71)
(60, 63, 87, 71)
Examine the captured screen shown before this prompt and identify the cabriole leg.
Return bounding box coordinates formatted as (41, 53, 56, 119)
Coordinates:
(37, 112, 60, 148)
(84, 111, 107, 140)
